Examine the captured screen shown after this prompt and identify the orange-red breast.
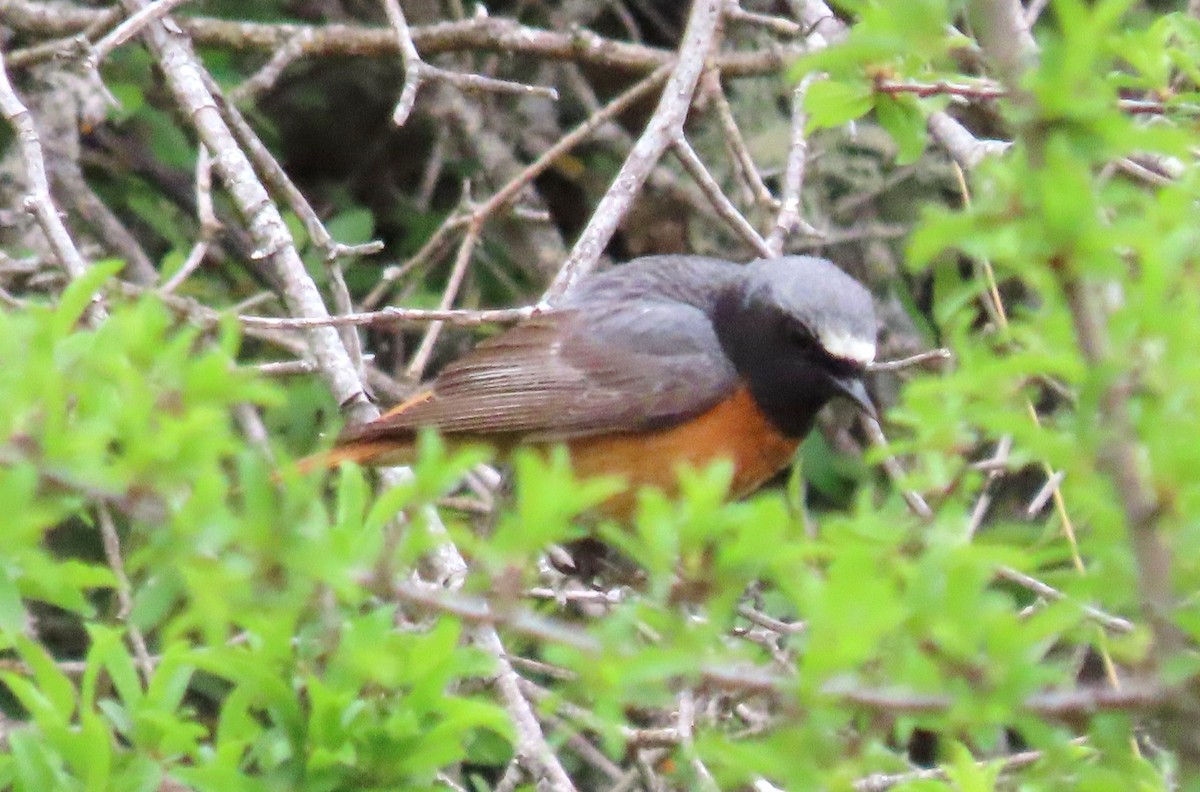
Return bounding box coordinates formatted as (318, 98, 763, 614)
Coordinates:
(303, 255, 877, 516)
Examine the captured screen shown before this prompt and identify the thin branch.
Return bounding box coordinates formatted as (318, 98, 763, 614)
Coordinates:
(1025, 469, 1066, 518)
(405, 221, 482, 380)
(359, 61, 672, 316)
(241, 303, 539, 330)
(0, 50, 104, 323)
(394, 578, 585, 790)
(393, 580, 601, 653)
(927, 111, 1011, 170)
(877, 78, 1198, 116)
(736, 604, 807, 635)
(766, 73, 818, 254)
(51, 162, 158, 285)
(790, 222, 910, 249)
(1025, 0, 1052, 26)
(118, 0, 374, 424)
(361, 214, 470, 309)
(874, 77, 1006, 101)
(861, 416, 934, 521)
(476, 62, 673, 226)
(1, 3, 803, 79)
(160, 240, 210, 294)
(966, 435, 1011, 538)
(88, 0, 195, 65)
(703, 71, 778, 212)
(996, 566, 1135, 634)
(544, 0, 724, 300)
(97, 505, 155, 684)
(230, 30, 314, 103)
(670, 136, 771, 257)
(968, 0, 1037, 86)
(866, 348, 952, 372)
(853, 741, 1085, 791)
(826, 678, 1164, 719)
(203, 72, 385, 261)
(726, 1, 803, 36)
(381, 0, 556, 127)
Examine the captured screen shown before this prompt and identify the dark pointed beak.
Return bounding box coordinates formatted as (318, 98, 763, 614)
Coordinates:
(832, 375, 876, 419)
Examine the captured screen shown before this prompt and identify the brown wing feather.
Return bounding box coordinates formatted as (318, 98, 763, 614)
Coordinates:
(337, 304, 738, 448)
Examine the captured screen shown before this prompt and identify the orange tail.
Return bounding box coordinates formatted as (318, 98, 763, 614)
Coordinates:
(290, 440, 411, 476)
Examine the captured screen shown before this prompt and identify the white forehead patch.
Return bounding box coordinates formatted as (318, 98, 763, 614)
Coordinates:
(819, 329, 876, 364)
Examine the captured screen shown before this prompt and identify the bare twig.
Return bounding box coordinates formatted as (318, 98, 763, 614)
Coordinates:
(159, 147, 217, 294)
(854, 741, 1087, 791)
(968, 0, 1037, 86)
(203, 72, 385, 262)
(253, 359, 316, 376)
(927, 111, 1011, 170)
(1025, 469, 1066, 518)
(737, 604, 807, 635)
(867, 348, 952, 372)
(119, 0, 374, 423)
(703, 71, 778, 211)
(2, 3, 803, 79)
(1025, 0, 1052, 26)
(381, 0, 556, 127)
(996, 566, 1135, 634)
(361, 61, 673, 315)
(965, 435, 1011, 538)
(393, 577, 583, 790)
(545, 0, 724, 299)
(89, 0, 195, 65)
(678, 690, 721, 792)
(97, 505, 155, 683)
(52, 162, 158, 285)
(790, 222, 910, 249)
(361, 215, 469, 310)
(766, 73, 818, 254)
(476, 62, 672, 227)
(0, 51, 104, 323)
(877, 78, 1194, 116)
(241, 303, 539, 330)
(670, 136, 771, 256)
(493, 761, 525, 792)
(874, 77, 1007, 101)
(861, 416, 934, 521)
(726, 1, 803, 36)
(230, 30, 314, 103)
(405, 221, 482, 379)
(160, 239, 210, 294)
(393, 580, 601, 653)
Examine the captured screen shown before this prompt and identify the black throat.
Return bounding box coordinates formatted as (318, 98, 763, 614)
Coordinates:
(711, 287, 853, 439)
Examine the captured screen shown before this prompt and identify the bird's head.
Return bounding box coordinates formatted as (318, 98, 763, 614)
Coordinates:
(715, 256, 878, 434)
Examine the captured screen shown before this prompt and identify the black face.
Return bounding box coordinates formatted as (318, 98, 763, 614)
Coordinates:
(713, 291, 869, 438)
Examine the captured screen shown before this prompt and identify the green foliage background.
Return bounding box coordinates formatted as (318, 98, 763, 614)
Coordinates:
(3, 0, 1200, 789)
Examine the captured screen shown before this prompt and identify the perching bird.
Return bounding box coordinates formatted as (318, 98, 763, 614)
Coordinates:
(306, 255, 877, 517)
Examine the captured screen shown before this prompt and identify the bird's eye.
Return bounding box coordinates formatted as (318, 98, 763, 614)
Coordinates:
(787, 324, 815, 347)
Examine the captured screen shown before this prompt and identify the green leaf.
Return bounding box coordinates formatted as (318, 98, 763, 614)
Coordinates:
(8, 729, 70, 792)
(804, 79, 875, 131)
(51, 260, 123, 339)
(325, 207, 376, 246)
(14, 638, 77, 720)
(874, 93, 926, 164)
(0, 565, 27, 637)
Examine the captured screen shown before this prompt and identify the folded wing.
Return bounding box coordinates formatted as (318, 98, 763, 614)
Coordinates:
(337, 299, 738, 446)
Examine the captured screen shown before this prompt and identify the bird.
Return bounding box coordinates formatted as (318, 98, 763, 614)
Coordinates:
(304, 255, 877, 517)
